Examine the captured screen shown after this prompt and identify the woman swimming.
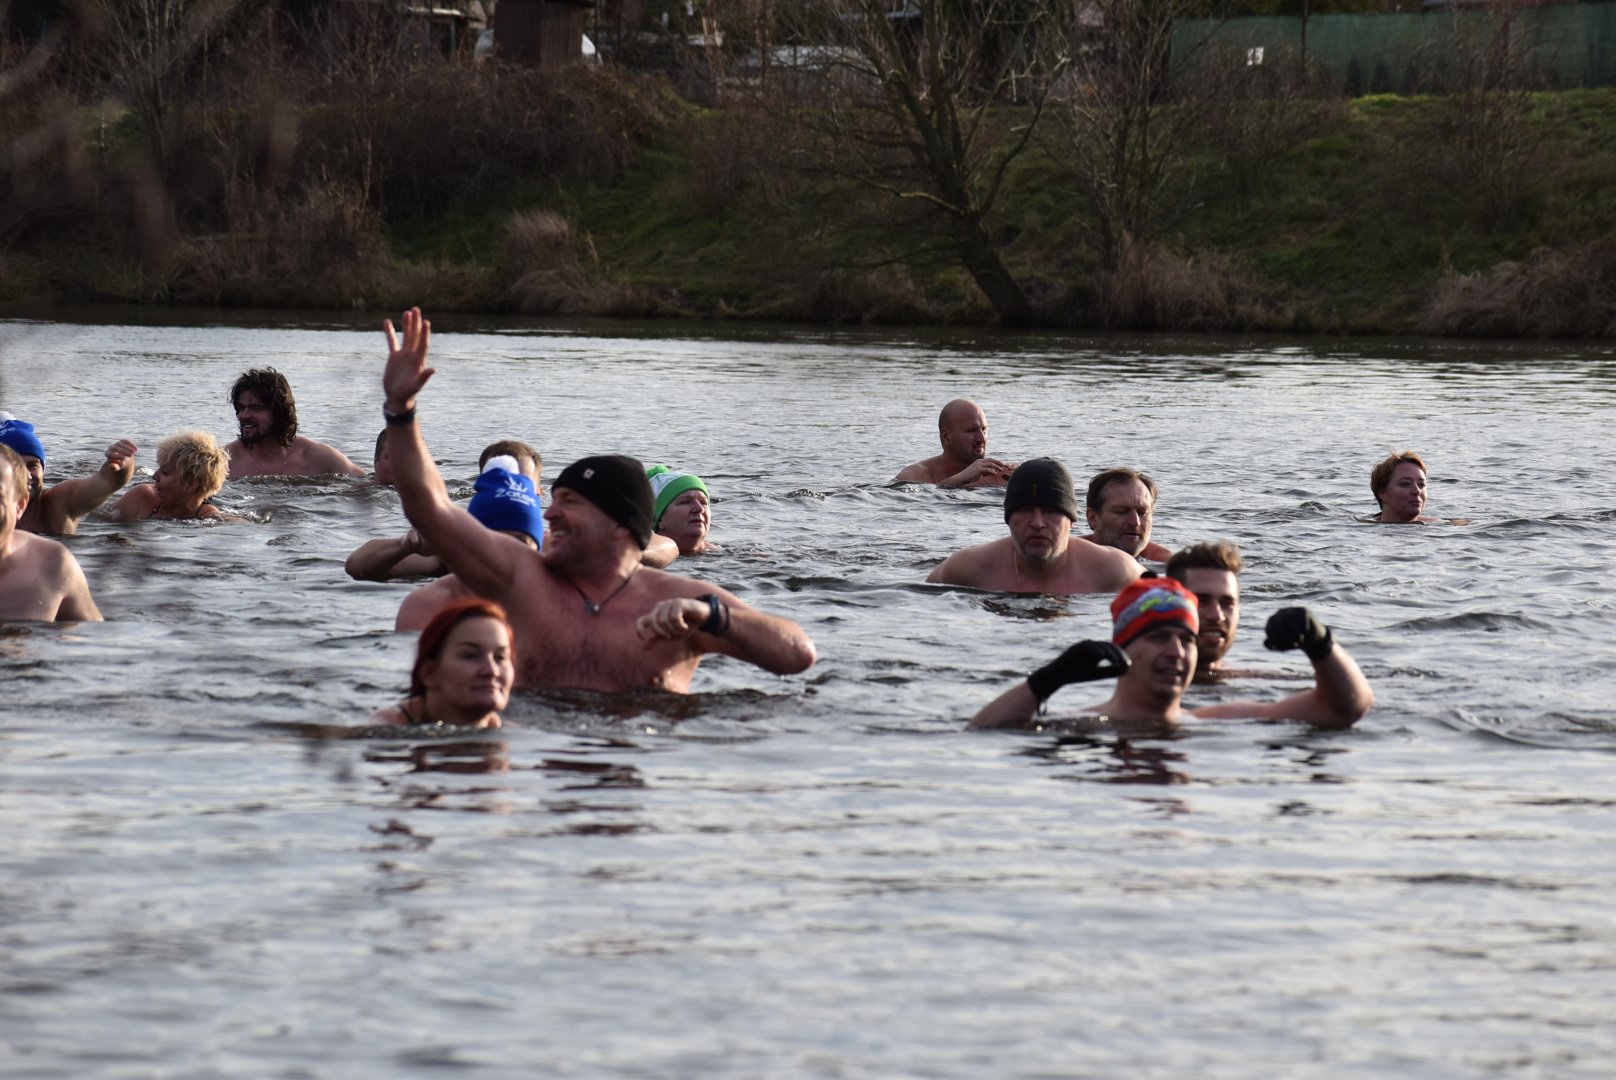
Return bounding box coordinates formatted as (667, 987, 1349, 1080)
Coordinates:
(371, 599, 516, 729)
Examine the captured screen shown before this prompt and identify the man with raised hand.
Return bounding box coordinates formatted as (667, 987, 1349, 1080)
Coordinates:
(927, 457, 1142, 595)
(895, 399, 1015, 488)
(0, 414, 137, 536)
(969, 578, 1372, 730)
(379, 307, 815, 692)
(0, 446, 101, 622)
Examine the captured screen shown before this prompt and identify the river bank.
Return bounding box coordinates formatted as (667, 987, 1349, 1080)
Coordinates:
(4, 60, 1614, 337)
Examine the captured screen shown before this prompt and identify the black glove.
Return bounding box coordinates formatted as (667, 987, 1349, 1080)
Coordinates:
(1027, 641, 1130, 702)
(1263, 607, 1335, 661)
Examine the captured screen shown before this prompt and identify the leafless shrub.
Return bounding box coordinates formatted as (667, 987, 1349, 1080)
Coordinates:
(501, 209, 644, 316)
(1084, 240, 1270, 331)
(752, 265, 936, 325)
(1419, 244, 1616, 339)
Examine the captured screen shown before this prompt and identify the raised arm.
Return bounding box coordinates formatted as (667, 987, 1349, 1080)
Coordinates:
(969, 641, 1129, 729)
(1195, 608, 1374, 729)
(635, 587, 815, 676)
(381, 308, 525, 598)
(43, 438, 137, 532)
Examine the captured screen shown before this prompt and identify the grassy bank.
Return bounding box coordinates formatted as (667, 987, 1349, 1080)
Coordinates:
(5, 57, 1615, 336)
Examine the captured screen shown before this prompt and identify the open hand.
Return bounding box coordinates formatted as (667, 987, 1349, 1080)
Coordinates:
(382, 307, 436, 412)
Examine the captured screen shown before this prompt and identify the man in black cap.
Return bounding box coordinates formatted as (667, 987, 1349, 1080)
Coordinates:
(926, 457, 1142, 595)
(377, 308, 816, 693)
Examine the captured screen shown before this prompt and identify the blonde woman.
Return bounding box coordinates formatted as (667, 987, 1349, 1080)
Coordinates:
(110, 431, 236, 521)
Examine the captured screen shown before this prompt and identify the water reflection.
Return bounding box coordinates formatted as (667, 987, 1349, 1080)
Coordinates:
(1021, 732, 1193, 786)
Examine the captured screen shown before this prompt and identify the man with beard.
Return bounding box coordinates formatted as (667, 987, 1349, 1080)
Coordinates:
(380, 307, 816, 693)
(895, 399, 1015, 488)
(1165, 540, 1247, 682)
(224, 368, 364, 479)
(0, 446, 102, 621)
(968, 577, 1373, 730)
(927, 457, 1142, 595)
(0, 414, 138, 536)
(1078, 467, 1172, 563)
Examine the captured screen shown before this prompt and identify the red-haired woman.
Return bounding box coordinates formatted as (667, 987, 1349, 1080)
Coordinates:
(371, 599, 515, 728)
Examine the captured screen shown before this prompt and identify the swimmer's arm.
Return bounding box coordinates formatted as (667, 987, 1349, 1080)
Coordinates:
(637, 591, 815, 675)
(1140, 540, 1173, 563)
(926, 551, 969, 584)
(969, 682, 1039, 728)
(54, 554, 103, 622)
(642, 534, 678, 569)
(45, 439, 138, 530)
(1194, 644, 1373, 729)
(107, 484, 157, 522)
(307, 441, 366, 477)
(382, 308, 524, 598)
(939, 458, 1011, 488)
(894, 462, 931, 484)
(344, 531, 442, 581)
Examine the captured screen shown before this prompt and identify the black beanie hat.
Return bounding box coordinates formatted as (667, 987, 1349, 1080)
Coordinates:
(553, 454, 655, 549)
(1003, 457, 1079, 523)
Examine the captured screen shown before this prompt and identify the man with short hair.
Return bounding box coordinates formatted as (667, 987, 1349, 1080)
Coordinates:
(0, 446, 102, 622)
(0, 414, 138, 536)
(1080, 467, 1171, 562)
(1166, 539, 1245, 681)
(895, 399, 1015, 488)
(224, 367, 365, 479)
(927, 457, 1142, 595)
(370, 429, 394, 487)
(480, 440, 542, 492)
(969, 577, 1373, 730)
(379, 307, 816, 692)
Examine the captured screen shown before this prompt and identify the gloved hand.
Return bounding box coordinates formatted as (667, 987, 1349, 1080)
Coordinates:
(1027, 641, 1130, 702)
(1264, 607, 1335, 661)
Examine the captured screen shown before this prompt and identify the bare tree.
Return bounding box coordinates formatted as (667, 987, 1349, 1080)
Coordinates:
(762, 0, 1064, 326)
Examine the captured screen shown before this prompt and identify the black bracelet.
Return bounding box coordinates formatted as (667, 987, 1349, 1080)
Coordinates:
(698, 593, 729, 635)
(383, 405, 416, 426)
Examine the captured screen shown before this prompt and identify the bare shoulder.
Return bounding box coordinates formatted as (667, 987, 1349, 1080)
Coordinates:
(368, 705, 410, 726)
(895, 456, 943, 484)
(637, 565, 726, 602)
(296, 436, 363, 475)
(929, 538, 1005, 586)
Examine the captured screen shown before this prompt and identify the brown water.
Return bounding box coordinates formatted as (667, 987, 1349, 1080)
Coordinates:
(3, 311, 1615, 1078)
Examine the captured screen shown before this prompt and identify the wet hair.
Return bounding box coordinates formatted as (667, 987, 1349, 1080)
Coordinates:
(1086, 467, 1158, 513)
(0, 445, 26, 507)
(229, 368, 298, 448)
(409, 599, 513, 698)
(1166, 540, 1244, 583)
(374, 428, 389, 460)
(480, 440, 542, 478)
(1370, 450, 1427, 508)
(157, 431, 229, 500)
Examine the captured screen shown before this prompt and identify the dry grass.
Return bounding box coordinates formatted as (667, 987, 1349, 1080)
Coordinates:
(501, 209, 649, 316)
(1419, 243, 1616, 338)
(1090, 241, 1276, 331)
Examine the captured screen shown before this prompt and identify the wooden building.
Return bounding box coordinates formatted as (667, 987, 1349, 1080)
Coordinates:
(494, 0, 594, 68)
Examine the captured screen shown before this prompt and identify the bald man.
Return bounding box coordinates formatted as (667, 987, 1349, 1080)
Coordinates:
(894, 399, 1015, 488)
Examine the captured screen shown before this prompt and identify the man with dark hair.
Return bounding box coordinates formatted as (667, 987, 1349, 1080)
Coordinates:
(927, 457, 1142, 595)
(1079, 467, 1171, 562)
(0, 414, 138, 536)
(379, 308, 815, 692)
(224, 367, 364, 479)
(895, 399, 1015, 488)
(968, 577, 1373, 730)
(0, 446, 102, 621)
(1166, 539, 1246, 681)
(479, 440, 542, 490)
(371, 429, 394, 487)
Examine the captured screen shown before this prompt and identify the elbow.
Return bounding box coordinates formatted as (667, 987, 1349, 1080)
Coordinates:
(785, 637, 817, 675)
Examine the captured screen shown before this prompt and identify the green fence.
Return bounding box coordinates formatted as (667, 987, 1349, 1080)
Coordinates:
(1173, 3, 1616, 94)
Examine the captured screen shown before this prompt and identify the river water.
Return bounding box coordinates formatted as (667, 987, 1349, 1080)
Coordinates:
(3, 311, 1614, 1078)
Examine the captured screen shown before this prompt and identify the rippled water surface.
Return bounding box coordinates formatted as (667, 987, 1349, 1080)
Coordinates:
(3, 312, 1615, 1078)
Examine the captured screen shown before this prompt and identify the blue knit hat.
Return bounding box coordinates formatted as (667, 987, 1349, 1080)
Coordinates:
(468, 456, 544, 548)
(0, 414, 45, 465)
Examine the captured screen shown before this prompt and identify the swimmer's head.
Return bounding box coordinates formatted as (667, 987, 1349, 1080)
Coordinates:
(1167, 541, 1243, 670)
(409, 598, 514, 701)
(552, 454, 655, 549)
(938, 399, 988, 461)
(1003, 458, 1079, 524)
(468, 456, 544, 549)
(373, 429, 393, 486)
(0, 415, 46, 504)
(1111, 577, 1199, 648)
(230, 368, 297, 449)
(480, 440, 542, 485)
(0, 445, 28, 514)
(646, 465, 709, 530)
(156, 431, 229, 502)
(1370, 450, 1427, 509)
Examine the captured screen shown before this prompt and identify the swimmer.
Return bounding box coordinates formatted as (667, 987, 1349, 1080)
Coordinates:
(927, 457, 1142, 595)
(0, 446, 102, 621)
(479, 439, 543, 493)
(969, 578, 1373, 730)
(109, 432, 238, 521)
(0, 414, 137, 536)
(894, 399, 1016, 488)
(223, 367, 365, 479)
(380, 307, 815, 692)
(393, 456, 546, 629)
(371, 599, 514, 729)
(1079, 468, 1172, 562)
(1165, 540, 1246, 682)
(370, 429, 394, 487)
(1367, 450, 1441, 524)
(648, 465, 720, 556)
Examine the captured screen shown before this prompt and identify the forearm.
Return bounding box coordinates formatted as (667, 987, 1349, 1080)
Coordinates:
(345, 536, 427, 581)
(969, 682, 1039, 728)
(643, 534, 678, 568)
(712, 603, 816, 675)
